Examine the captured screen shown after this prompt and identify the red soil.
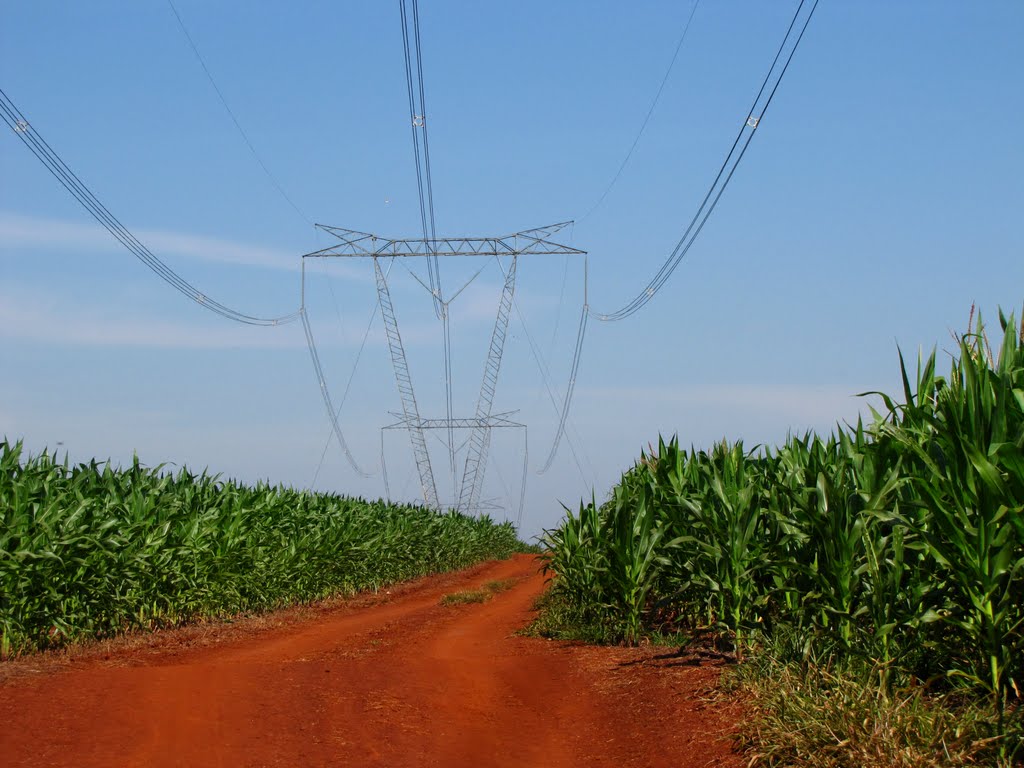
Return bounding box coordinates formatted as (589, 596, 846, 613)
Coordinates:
(0, 554, 742, 767)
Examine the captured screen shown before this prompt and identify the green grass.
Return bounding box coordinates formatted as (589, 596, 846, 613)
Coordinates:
(440, 590, 490, 606)
(483, 578, 517, 593)
(520, 588, 621, 643)
(440, 577, 522, 607)
(730, 641, 1021, 767)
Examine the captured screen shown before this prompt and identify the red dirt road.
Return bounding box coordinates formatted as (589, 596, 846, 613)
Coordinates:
(0, 555, 741, 767)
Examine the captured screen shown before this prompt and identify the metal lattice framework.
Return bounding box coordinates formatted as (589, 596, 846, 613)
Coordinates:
(304, 222, 584, 514)
(307, 222, 581, 260)
(385, 412, 523, 430)
(380, 415, 528, 521)
(373, 255, 439, 509)
(457, 254, 517, 513)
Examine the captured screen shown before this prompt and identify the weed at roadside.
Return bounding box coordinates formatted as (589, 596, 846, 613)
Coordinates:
(440, 577, 521, 607)
(440, 591, 490, 606)
(729, 647, 1022, 768)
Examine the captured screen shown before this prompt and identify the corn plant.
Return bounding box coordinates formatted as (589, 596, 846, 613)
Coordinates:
(540, 305, 1023, 748)
(0, 442, 524, 655)
(880, 315, 1024, 737)
(661, 440, 775, 660)
(602, 476, 676, 645)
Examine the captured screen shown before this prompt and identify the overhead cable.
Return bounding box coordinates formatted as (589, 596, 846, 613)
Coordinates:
(442, 305, 456, 487)
(166, 0, 375, 480)
(398, 0, 456, 484)
(300, 305, 375, 478)
(494, 258, 593, 487)
(380, 430, 392, 500)
(164, 0, 313, 227)
(399, 0, 442, 317)
(310, 284, 389, 487)
(539, 1, 818, 472)
(488, 442, 514, 521)
(0, 87, 300, 327)
(590, 0, 819, 322)
(547, 252, 572, 358)
(537, 302, 588, 474)
(517, 426, 528, 531)
(578, 0, 703, 223)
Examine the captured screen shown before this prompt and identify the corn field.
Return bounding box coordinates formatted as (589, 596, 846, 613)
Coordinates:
(542, 310, 1024, 730)
(0, 446, 522, 656)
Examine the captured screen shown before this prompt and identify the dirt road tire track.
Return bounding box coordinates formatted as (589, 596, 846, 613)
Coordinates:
(1, 555, 741, 767)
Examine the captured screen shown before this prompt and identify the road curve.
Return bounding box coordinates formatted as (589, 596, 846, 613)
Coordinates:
(0, 554, 740, 768)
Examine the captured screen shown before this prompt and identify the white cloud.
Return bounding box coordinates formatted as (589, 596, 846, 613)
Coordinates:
(449, 280, 504, 322)
(576, 384, 884, 436)
(0, 210, 365, 279)
(0, 286, 304, 350)
(446, 275, 566, 326)
(0, 283, 446, 352)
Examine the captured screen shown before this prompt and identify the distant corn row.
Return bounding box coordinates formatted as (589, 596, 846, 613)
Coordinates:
(0, 446, 522, 656)
(543, 311, 1023, 717)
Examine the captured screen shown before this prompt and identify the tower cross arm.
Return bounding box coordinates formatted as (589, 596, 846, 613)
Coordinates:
(383, 412, 524, 430)
(303, 222, 586, 258)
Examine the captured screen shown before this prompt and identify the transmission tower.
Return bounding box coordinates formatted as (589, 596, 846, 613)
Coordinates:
(303, 221, 584, 514)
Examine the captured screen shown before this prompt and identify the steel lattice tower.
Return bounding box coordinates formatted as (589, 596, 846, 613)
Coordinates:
(303, 222, 584, 514)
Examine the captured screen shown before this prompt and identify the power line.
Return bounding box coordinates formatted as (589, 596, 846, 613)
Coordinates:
(164, 0, 313, 228)
(299, 305, 374, 478)
(590, 0, 819, 322)
(517, 426, 528, 531)
(397, 0, 458, 488)
(399, 0, 442, 315)
(488, 443, 514, 521)
(2, 87, 373, 482)
(318, 256, 352, 347)
(310, 285, 388, 487)
(577, 0, 702, 224)
(537, 1, 819, 472)
(537, 302, 588, 474)
(0, 87, 300, 327)
(411, 0, 438, 249)
(163, 0, 383, 481)
(547, 252, 572, 357)
(495, 257, 592, 488)
(528, 229, 574, 418)
(381, 429, 392, 499)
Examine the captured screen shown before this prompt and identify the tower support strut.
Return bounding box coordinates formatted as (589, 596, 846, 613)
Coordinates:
(304, 222, 585, 513)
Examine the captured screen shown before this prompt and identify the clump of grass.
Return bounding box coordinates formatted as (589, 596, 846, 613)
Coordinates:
(730, 648, 1021, 767)
(519, 588, 620, 644)
(440, 590, 490, 606)
(483, 578, 517, 594)
(440, 577, 521, 607)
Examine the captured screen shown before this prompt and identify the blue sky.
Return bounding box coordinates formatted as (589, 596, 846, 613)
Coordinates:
(2, 1, 1022, 538)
